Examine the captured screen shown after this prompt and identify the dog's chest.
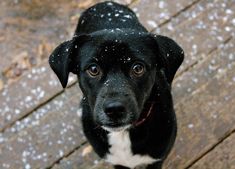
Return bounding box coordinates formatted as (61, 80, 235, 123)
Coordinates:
(106, 131, 157, 168)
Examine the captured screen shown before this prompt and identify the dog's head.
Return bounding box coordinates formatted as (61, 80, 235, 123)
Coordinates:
(49, 29, 184, 131)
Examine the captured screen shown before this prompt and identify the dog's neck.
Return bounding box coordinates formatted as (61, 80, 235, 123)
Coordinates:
(133, 103, 155, 127)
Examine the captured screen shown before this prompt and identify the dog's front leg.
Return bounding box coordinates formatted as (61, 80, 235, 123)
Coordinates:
(146, 162, 163, 169)
(114, 165, 130, 169)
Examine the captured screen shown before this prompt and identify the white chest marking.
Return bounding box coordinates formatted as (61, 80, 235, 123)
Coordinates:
(106, 130, 159, 168)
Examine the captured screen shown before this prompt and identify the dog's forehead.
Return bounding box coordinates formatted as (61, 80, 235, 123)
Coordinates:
(88, 31, 156, 64)
(92, 29, 148, 43)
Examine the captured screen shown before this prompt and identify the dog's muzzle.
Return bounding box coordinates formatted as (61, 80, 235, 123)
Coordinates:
(96, 98, 137, 130)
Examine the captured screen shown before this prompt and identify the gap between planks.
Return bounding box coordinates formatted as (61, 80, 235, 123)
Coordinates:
(0, 80, 77, 133)
(152, 0, 202, 30)
(174, 36, 232, 80)
(46, 141, 88, 169)
(185, 129, 235, 169)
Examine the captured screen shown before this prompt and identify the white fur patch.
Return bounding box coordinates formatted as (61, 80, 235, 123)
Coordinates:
(106, 130, 160, 168)
(102, 125, 131, 132)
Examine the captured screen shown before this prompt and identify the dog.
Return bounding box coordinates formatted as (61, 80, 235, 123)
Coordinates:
(49, 1, 184, 169)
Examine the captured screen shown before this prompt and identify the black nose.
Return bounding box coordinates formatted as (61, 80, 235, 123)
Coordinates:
(103, 101, 126, 119)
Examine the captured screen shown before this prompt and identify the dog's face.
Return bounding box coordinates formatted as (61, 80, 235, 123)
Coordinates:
(77, 31, 157, 130)
(49, 30, 184, 131)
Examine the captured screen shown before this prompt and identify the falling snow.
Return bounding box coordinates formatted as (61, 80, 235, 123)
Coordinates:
(0, 0, 234, 168)
(188, 124, 194, 129)
(147, 20, 157, 28)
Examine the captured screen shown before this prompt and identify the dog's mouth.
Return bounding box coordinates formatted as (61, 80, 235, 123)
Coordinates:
(101, 120, 131, 132)
(102, 124, 131, 132)
(101, 102, 156, 132)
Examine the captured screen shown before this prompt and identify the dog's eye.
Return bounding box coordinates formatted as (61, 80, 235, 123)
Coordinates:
(131, 63, 145, 77)
(86, 64, 101, 78)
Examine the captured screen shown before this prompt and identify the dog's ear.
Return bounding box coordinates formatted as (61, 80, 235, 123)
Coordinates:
(153, 35, 184, 84)
(49, 35, 90, 88)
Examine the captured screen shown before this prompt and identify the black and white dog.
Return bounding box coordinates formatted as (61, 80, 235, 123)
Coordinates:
(49, 1, 184, 169)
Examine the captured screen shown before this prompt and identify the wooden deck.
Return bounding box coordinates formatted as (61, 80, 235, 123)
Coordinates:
(0, 0, 234, 168)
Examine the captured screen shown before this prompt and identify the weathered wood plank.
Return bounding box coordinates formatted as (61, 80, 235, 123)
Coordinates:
(189, 133, 235, 169)
(166, 92, 235, 168)
(164, 40, 235, 168)
(0, 0, 84, 86)
(154, 0, 235, 33)
(91, 161, 112, 169)
(130, 0, 199, 31)
(154, 0, 210, 32)
(52, 144, 104, 169)
(0, 62, 77, 132)
(0, 85, 85, 169)
(172, 37, 235, 106)
(154, 0, 235, 75)
(0, 84, 79, 141)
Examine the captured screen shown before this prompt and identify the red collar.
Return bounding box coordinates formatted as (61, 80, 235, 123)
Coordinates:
(134, 103, 155, 127)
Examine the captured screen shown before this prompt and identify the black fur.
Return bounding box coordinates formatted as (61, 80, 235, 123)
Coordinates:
(49, 1, 184, 169)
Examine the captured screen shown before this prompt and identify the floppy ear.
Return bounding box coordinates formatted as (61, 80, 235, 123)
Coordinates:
(49, 35, 89, 88)
(154, 35, 184, 84)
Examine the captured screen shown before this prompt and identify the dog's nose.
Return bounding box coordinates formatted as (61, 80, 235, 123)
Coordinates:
(103, 101, 126, 119)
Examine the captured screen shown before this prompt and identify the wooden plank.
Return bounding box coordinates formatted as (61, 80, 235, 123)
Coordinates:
(52, 144, 104, 169)
(164, 40, 235, 168)
(111, 0, 133, 5)
(77, 0, 134, 9)
(130, 0, 199, 30)
(154, 0, 225, 33)
(172, 36, 235, 105)
(52, 143, 112, 169)
(0, 85, 85, 169)
(92, 162, 112, 169)
(0, 0, 84, 83)
(154, 0, 235, 75)
(0, 61, 77, 132)
(189, 133, 235, 169)
(166, 92, 235, 168)
(0, 84, 79, 141)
